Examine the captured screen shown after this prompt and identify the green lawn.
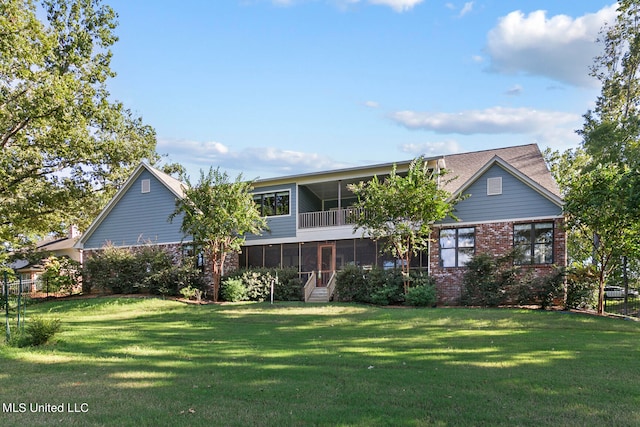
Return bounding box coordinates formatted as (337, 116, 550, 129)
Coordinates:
(1, 297, 639, 426)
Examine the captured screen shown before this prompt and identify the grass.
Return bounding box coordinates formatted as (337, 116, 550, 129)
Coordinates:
(1, 297, 639, 426)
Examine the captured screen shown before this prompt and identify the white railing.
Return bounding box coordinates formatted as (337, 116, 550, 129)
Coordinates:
(299, 207, 367, 229)
(303, 271, 316, 302)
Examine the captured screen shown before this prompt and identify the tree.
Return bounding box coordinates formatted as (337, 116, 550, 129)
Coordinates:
(565, 0, 640, 314)
(171, 168, 267, 302)
(0, 0, 157, 256)
(564, 164, 639, 313)
(348, 157, 459, 294)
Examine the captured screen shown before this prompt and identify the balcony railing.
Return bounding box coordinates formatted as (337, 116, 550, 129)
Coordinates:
(299, 207, 367, 229)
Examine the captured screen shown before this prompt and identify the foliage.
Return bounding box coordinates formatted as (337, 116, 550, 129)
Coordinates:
(461, 251, 520, 307)
(348, 157, 459, 293)
(219, 278, 247, 302)
(335, 266, 432, 305)
(171, 167, 267, 302)
(82, 244, 204, 296)
(220, 268, 303, 302)
(563, 163, 640, 313)
(565, 265, 599, 310)
(404, 276, 437, 307)
(0, 0, 157, 249)
(9, 316, 62, 347)
(179, 285, 203, 302)
(564, 0, 640, 314)
(40, 256, 81, 295)
(514, 267, 566, 310)
(334, 265, 371, 302)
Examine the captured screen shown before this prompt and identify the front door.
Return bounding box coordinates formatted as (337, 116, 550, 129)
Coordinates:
(317, 243, 335, 287)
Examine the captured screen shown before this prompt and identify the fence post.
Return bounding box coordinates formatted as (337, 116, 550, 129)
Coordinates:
(4, 271, 9, 342)
(17, 276, 21, 331)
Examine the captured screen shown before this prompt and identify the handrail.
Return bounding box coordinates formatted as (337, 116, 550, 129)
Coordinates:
(326, 271, 337, 301)
(303, 271, 316, 302)
(299, 207, 367, 229)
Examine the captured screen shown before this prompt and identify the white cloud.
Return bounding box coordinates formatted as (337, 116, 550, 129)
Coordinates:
(459, 2, 473, 17)
(367, 0, 423, 12)
(399, 140, 462, 155)
(389, 106, 579, 134)
(158, 138, 351, 178)
(284, 0, 423, 12)
(485, 4, 618, 87)
(364, 100, 380, 108)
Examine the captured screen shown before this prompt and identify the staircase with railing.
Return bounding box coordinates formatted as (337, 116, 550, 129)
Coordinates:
(304, 271, 336, 303)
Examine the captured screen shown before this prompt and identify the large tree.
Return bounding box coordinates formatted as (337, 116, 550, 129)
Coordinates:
(0, 0, 157, 255)
(348, 157, 459, 293)
(564, 0, 640, 314)
(171, 168, 267, 302)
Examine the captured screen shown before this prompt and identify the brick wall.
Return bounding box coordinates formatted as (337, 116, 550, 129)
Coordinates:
(430, 217, 566, 305)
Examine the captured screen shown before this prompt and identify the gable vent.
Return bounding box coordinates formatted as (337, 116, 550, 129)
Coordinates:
(141, 179, 151, 193)
(487, 177, 502, 196)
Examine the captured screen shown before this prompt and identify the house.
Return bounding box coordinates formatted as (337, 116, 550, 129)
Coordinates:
(240, 144, 565, 303)
(77, 144, 566, 304)
(10, 226, 83, 293)
(76, 162, 192, 261)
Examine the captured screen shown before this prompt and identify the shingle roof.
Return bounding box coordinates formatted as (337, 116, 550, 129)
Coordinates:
(441, 144, 560, 198)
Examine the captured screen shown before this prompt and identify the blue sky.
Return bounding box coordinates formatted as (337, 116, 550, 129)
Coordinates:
(105, 0, 617, 180)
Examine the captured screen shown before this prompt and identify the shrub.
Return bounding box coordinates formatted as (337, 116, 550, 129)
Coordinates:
(565, 265, 598, 309)
(514, 268, 565, 309)
(221, 268, 303, 302)
(220, 278, 247, 302)
(335, 266, 431, 305)
(335, 265, 370, 302)
(405, 283, 437, 307)
(83, 245, 204, 296)
(461, 251, 520, 307)
(12, 317, 62, 347)
(179, 285, 204, 302)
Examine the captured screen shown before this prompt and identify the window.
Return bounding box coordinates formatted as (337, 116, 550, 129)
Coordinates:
(440, 227, 475, 267)
(514, 222, 554, 264)
(253, 190, 290, 216)
(141, 179, 151, 193)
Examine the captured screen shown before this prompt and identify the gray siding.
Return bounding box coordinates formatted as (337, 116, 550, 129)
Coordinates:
(298, 185, 321, 213)
(440, 164, 562, 224)
(84, 170, 188, 248)
(246, 183, 297, 241)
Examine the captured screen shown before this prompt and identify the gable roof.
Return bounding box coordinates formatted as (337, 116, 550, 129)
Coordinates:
(441, 144, 560, 198)
(77, 163, 186, 248)
(450, 155, 563, 207)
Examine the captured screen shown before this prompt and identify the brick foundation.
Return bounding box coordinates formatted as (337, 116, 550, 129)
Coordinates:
(430, 218, 566, 305)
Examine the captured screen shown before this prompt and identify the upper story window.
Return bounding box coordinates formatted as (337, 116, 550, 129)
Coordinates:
(514, 222, 554, 265)
(253, 190, 290, 217)
(440, 227, 475, 268)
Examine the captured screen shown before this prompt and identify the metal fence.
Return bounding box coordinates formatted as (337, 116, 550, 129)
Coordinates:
(604, 296, 640, 318)
(2, 279, 40, 295)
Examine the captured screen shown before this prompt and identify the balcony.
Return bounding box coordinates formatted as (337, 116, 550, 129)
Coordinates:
(299, 207, 367, 229)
